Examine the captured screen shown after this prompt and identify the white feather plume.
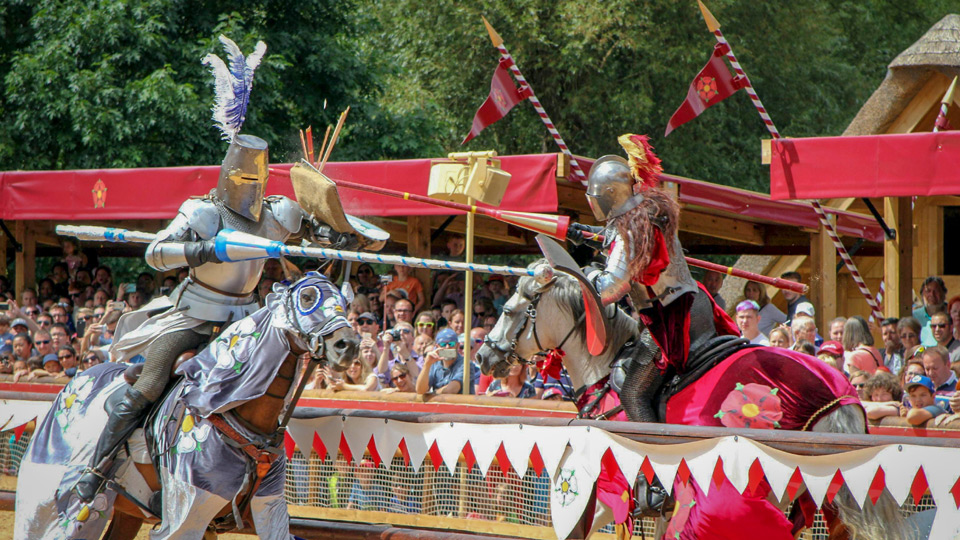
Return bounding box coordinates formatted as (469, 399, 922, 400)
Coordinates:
(202, 35, 267, 141)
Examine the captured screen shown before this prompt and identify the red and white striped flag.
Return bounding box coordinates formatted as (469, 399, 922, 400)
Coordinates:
(462, 58, 531, 144)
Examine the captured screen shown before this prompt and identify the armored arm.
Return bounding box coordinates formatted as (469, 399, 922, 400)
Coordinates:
(266, 195, 360, 250)
(145, 200, 222, 271)
(586, 229, 634, 305)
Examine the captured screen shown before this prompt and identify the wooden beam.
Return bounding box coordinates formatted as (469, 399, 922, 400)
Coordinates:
(406, 216, 432, 300)
(887, 72, 950, 134)
(14, 221, 35, 298)
(0, 232, 6, 277)
(809, 218, 837, 330)
(680, 211, 765, 246)
(884, 197, 913, 318)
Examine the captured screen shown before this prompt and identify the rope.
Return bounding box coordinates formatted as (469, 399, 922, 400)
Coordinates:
(712, 29, 883, 321)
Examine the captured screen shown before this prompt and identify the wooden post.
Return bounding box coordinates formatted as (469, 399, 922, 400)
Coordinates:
(884, 197, 913, 318)
(14, 221, 36, 299)
(0, 232, 7, 277)
(406, 215, 433, 307)
(809, 219, 837, 330)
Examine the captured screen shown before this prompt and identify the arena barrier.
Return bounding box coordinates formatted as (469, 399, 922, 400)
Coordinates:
(1, 385, 959, 539)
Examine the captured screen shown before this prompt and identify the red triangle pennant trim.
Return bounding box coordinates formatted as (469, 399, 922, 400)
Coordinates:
(366, 435, 382, 468)
(868, 466, 885, 506)
(640, 456, 655, 484)
(910, 467, 928, 503)
(398, 438, 410, 467)
(529, 444, 545, 477)
(677, 458, 691, 486)
(427, 441, 442, 472)
(712, 456, 726, 490)
(283, 432, 296, 460)
(462, 442, 476, 472)
(786, 467, 804, 501)
(747, 458, 765, 496)
(13, 422, 27, 442)
(312, 432, 327, 462)
(338, 433, 353, 463)
(825, 470, 845, 505)
(495, 443, 511, 476)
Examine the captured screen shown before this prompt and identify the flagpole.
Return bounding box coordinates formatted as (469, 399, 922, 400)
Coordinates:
(481, 16, 588, 184)
(697, 0, 882, 321)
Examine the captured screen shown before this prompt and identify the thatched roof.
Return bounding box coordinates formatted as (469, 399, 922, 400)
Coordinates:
(889, 14, 960, 69)
(845, 14, 960, 136)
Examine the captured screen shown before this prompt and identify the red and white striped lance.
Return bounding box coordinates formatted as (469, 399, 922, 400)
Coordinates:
(482, 17, 588, 184)
(698, 1, 882, 320)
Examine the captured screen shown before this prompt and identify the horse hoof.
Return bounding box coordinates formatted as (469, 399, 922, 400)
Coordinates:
(148, 490, 163, 517)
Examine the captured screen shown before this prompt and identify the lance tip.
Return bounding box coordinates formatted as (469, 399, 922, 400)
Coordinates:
(697, 0, 721, 32)
(481, 15, 504, 47)
(943, 76, 958, 106)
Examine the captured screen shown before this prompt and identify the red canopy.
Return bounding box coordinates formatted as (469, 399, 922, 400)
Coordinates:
(0, 154, 559, 221)
(769, 131, 960, 200)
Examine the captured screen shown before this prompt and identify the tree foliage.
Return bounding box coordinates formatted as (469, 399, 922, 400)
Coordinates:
(0, 0, 956, 195)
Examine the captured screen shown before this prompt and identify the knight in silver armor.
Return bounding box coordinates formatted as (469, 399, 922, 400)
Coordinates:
(75, 132, 364, 503)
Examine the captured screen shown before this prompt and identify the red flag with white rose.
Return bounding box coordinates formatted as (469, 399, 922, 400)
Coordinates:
(462, 58, 532, 144)
(664, 43, 746, 137)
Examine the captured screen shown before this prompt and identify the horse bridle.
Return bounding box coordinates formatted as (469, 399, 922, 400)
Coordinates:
(485, 289, 584, 367)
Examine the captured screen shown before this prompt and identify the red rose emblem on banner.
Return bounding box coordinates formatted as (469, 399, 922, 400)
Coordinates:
(696, 76, 718, 103)
(663, 481, 696, 539)
(714, 382, 783, 429)
(91, 179, 107, 209)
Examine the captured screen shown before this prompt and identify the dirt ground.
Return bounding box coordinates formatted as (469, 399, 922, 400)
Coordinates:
(0, 510, 249, 539)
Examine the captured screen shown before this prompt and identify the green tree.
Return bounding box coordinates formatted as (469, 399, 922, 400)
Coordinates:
(0, 0, 445, 171)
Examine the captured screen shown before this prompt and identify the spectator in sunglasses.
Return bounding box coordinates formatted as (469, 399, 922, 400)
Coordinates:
(81, 349, 105, 369)
(929, 313, 960, 362)
(416, 328, 477, 395)
(482, 315, 498, 333)
(353, 263, 381, 296)
(415, 312, 436, 339)
(34, 329, 54, 357)
(37, 313, 53, 329)
(58, 345, 79, 377)
(356, 312, 381, 338)
(381, 364, 416, 394)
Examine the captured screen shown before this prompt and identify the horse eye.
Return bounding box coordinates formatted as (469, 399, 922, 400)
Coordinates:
(300, 290, 317, 308)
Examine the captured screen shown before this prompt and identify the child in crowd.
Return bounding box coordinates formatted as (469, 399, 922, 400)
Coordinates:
(861, 371, 903, 420)
(902, 375, 952, 426)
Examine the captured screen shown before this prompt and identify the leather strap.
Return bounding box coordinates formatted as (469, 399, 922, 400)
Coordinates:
(207, 413, 279, 525)
(188, 273, 256, 298)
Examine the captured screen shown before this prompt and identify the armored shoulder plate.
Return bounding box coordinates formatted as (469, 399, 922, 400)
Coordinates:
(181, 199, 220, 240)
(265, 195, 304, 234)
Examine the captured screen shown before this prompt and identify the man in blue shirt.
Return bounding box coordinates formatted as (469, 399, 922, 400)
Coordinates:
(416, 328, 476, 394)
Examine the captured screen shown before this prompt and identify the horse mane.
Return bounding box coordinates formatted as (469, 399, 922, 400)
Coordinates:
(523, 260, 639, 350)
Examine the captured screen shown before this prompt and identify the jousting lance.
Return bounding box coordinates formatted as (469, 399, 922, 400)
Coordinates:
(55, 226, 538, 278)
(269, 168, 807, 294)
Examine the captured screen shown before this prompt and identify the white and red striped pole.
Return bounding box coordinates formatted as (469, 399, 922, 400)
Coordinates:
(481, 17, 588, 184)
(933, 76, 957, 133)
(697, 1, 883, 321)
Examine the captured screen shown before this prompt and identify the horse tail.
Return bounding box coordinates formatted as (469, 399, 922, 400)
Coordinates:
(812, 404, 915, 540)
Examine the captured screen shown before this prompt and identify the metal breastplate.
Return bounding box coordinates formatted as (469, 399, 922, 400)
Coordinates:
(176, 199, 293, 321)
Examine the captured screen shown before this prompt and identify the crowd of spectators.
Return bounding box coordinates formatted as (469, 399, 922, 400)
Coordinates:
(712, 270, 960, 426)
(10, 233, 960, 424)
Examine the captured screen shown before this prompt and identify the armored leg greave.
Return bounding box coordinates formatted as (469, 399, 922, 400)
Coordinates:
(617, 328, 664, 423)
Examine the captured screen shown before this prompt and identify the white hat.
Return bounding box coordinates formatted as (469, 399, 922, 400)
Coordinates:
(795, 302, 815, 318)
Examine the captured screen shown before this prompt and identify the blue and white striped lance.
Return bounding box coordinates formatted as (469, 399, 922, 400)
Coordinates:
(56, 225, 535, 277)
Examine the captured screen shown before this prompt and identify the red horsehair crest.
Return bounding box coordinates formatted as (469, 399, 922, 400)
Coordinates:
(92, 179, 107, 209)
(697, 76, 718, 103)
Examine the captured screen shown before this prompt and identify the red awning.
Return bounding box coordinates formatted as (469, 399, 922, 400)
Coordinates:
(769, 131, 960, 200)
(0, 154, 559, 221)
(574, 159, 885, 243)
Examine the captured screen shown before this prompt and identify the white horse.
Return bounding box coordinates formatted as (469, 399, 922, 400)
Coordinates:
(477, 263, 910, 540)
(16, 272, 358, 540)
